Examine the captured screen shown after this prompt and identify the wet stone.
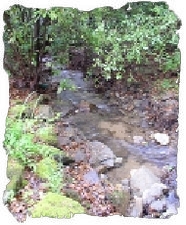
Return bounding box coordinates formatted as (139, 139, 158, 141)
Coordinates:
(83, 170, 100, 184)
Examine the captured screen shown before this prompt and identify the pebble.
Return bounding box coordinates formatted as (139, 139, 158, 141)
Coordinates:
(153, 133, 170, 145)
(83, 170, 100, 184)
(133, 136, 144, 144)
(114, 157, 123, 167)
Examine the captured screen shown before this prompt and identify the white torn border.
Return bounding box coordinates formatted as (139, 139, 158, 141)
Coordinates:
(0, 0, 185, 225)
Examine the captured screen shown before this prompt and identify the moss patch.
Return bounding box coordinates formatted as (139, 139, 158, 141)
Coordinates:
(35, 125, 57, 146)
(30, 192, 85, 218)
(6, 158, 25, 192)
(36, 157, 58, 180)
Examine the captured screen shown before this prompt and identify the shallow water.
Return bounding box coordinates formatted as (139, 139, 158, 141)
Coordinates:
(52, 70, 178, 185)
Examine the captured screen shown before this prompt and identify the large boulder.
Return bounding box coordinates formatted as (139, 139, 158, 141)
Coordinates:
(130, 166, 161, 195)
(87, 141, 117, 168)
(34, 105, 54, 120)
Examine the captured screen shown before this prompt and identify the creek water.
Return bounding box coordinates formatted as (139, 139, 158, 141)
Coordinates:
(51, 69, 178, 186)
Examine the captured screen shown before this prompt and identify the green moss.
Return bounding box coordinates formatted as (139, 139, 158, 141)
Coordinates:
(6, 158, 25, 192)
(36, 157, 58, 180)
(37, 145, 63, 158)
(36, 125, 57, 146)
(30, 192, 85, 218)
(8, 104, 26, 118)
(7, 158, 24, 179)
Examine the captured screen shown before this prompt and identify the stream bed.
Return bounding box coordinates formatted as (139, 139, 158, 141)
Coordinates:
(51, 69, 179, 217)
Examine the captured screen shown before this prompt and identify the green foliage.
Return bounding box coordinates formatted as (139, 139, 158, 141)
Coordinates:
(57, 79, 77, 93)
(4, 112, 62, 168)
(4, 100, 67, 195)
(85, 2, 181, 83)
(159, 78, 178, 91)
(161, 50, 181, 73)
(108, 187, 130, 216)
(4, 3, 181, 90)
(36, 157, 63, 193)
(36, 157, 57, 179)
(3, 190, 15, 204)
(30, 192, 85, 218)
(4, 118, 38, 166)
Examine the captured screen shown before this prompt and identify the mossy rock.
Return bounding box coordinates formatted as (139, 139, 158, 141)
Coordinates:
(36, 125, 57, 146)
(7, 158, 24, 180)
(8, 104, 26, 118)
(37, 145, 63, 157)
(30, 192, 85, 218)
(34, 105, 54, 120)
(6, 158, 25, 192)
(36, 157, 58, 180)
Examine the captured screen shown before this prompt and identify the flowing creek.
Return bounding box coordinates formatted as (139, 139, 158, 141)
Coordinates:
(51, 70, 178, 186)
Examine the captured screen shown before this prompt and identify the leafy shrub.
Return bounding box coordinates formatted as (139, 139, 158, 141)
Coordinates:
(4, 115, 62, 168)
(83, 2, 181, 85)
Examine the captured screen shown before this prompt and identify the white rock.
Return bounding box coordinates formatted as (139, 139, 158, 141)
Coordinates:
(142, 189, 155, 204)
(114, 157, 123, 167)
(142, 183, 167, 204)
(130, 166, 160, 194)
(160, 204, 178, 218)
(87, 141, 116, 168)
(153, 133, 170, 145)
(131, 196, 143, 217)
(150, 198, 166, 211)
(133, 136, 144, 144)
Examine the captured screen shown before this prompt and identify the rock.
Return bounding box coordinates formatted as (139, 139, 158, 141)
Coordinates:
(87, 141, 116, 168)
(6, 158, 25, 192)
(153, 133, 170, 145)
(57, 126, 83, 146)
(34, 105, 54, 119)
(115, 92, 120, 98)
(133, 99, 141, 108)
(147, 97, 178, 131)
(74, 150, 86, 163)
(167, 190, 179, 205)
(96, 165, 108, 174)
(100, 174, 107, 181)
(130, 196, 143, 217)
(57, 136, 71, 146)
(121, 179, 129, 188)
(130, 166, 161, 195)
(150, 198, 166, 212)
(114, 157, 123, 167)
(79, 100, 90, 112)
(160, 203, 178, 218)
(83, 170, 100, 184)
(142, 183, 167, 204)
(133, 136, 144, 144)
